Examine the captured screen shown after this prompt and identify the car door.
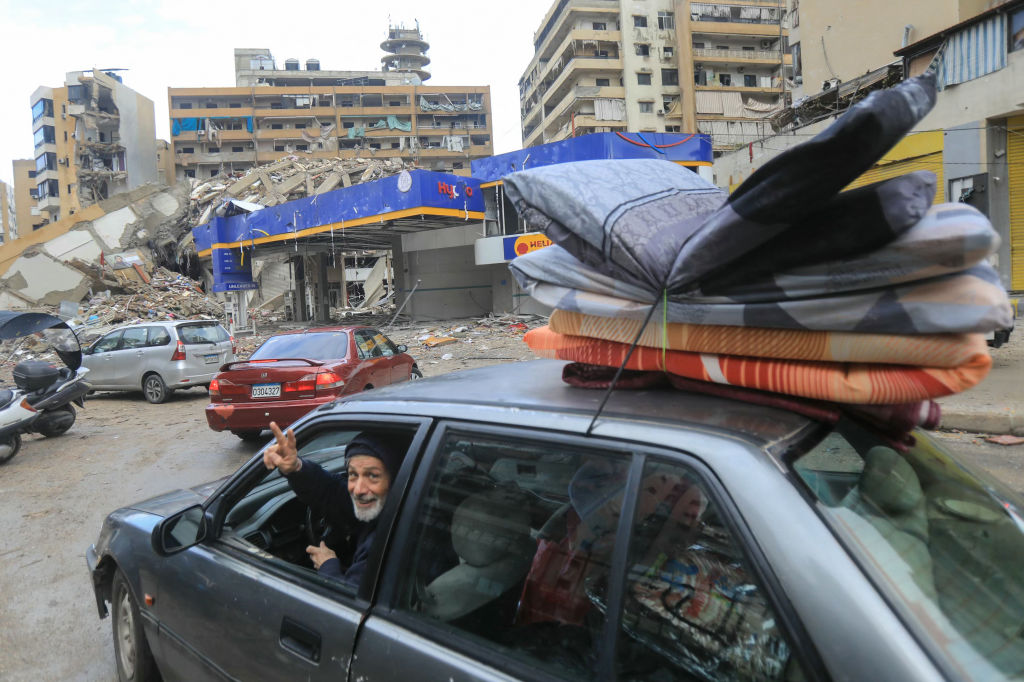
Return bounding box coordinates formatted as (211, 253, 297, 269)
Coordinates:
(352, 330, 388, 389)
(352, 423, 812, 681)
(108, 327, 150, 388)
(370, 329, 411, 384)
(82, 330, 123, 388)
(149, 415, 431, 681)
(144, 325, 173, 377)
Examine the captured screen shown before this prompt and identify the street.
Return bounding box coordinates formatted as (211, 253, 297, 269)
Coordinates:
(0, 368, 1022, 681)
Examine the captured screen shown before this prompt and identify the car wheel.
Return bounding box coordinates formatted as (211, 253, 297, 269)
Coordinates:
(0, 434, 21, 465)
(232, 430, 265, 442)
(37, 405, 76, 437)
(142, 374, 168, 404)
(410, 366, 423, 380)
(111, 570, 159, 682)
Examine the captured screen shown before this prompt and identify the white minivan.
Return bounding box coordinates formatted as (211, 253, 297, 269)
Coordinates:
(82, 320, 235, 403)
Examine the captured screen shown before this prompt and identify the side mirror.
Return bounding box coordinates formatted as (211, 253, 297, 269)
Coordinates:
(151, 504, 208, 556)
(396, 344, 408, 353)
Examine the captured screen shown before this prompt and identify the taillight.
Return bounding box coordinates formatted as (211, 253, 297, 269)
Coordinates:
(283, 373, 317, 394)
(171, 341, 186, 361)
(209, 378, 220, 396)
(20, 398, 37, 413)
(230, 335, 236, 355)
(316, 371, 345, 391)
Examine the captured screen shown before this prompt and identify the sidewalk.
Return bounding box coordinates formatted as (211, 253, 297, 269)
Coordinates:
(938, 308, 1023, 435)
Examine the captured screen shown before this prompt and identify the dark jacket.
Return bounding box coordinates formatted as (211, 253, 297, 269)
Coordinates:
(286, 458, 376, 586)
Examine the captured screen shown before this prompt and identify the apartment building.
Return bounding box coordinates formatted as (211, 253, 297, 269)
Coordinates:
(169, 41, 493, 182)
(0, 179, 15, 243)
(519, 0, 790, 154)
(11, 160, 42, 234)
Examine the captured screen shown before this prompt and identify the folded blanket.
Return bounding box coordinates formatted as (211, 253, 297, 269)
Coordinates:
(525, 326, 990, 405)
(514, 247, 1012, 334)
(505, 74, 938, 292)
(549, 309, 990, 368)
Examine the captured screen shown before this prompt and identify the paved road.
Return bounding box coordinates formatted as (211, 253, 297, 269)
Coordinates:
(0, 383, 1020, 681)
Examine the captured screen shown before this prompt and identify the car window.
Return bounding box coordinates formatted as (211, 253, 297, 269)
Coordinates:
(120, 327, 148, 350)
(793, 419, 1024, 679)
(249, 332, 348, 361)
(371, 331, 396, 357)
(147, 326, 171, 347)
(178, 322, 229, 344)
(615, 458, 798, 680)
(93, 331, 122, 353)
(355, 331, 382, 359)
(393, 429, 631, 679)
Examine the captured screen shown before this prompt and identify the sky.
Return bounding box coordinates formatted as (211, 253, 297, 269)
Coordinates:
(0, 0, 555, 184)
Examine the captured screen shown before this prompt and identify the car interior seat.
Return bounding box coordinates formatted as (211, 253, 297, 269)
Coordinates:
(422, 487, 536, 624)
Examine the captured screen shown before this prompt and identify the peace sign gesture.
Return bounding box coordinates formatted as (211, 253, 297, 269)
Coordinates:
(263, 421, 300, 474)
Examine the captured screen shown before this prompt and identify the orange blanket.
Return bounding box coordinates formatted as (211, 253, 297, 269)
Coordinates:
(548, 310, 990, 368)
(524, 326, 990, 405)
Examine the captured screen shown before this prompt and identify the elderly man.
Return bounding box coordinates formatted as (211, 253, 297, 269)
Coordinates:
(263, 421, 403, 584)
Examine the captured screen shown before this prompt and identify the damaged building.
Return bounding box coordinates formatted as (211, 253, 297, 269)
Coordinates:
(169, 30, 493, 183)
(27, 69, 160, 225)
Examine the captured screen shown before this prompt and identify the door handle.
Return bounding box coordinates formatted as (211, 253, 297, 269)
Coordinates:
(280, 617, 321, 663)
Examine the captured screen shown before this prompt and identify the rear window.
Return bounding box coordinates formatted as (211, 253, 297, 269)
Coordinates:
(178, 323, 229, 344)
(793, 420, 1024, 679)
(249, 332, 348, 361)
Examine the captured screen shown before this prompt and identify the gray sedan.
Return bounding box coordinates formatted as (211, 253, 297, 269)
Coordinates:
(86, 360, 1024, 681)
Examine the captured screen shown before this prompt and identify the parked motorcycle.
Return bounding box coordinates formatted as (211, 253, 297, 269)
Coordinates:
(0, 311, 92, 464)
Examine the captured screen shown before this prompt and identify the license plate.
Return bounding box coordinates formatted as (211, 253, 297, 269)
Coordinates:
(251, 383, 281, 398)
(204, 354, 218, 364)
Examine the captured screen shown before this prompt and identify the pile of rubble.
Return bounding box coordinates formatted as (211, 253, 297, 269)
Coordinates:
(188, 156, 415, 225)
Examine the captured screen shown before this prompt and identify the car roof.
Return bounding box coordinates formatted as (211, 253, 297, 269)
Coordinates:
(265, 326, 365, 337)
(328, 359, 818, 450)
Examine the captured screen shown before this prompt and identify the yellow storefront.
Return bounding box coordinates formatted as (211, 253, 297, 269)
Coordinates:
(845, 131, 945, 202)
(1008, 116, 1024, 291)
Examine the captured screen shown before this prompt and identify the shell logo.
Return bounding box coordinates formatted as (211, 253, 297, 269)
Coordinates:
(513, 234, 553, 256)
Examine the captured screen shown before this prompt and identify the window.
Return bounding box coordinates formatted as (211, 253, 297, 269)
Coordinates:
(744, 74, 757, 87)
(371, 331, 398, 357)
(36, 179, 59, 199)
(210, 169, 219, 177)
(662, 68, 679, 86)
(33, 126, 55, 147)
(31, 99, 53, 121)
(295, 123, 307, 129)
(719, 73, 732, 86)
(184, 169, 196, 178)
(147, 327, 171, 347)
(207, 146, 220, 153)
(793, 420, 1024, 677)
(229, 102, 242, 108)
(665, 125, 681, 132)
(181, 147, 194, 154)
(120, 328, 148, 350)
(592, 21, 606, 30)
(274, 145, 286, 152)
(596, 78, 610, 87)
(615, 458, 796, 679)
(179, 102, 193, 109)
(252, 331, 347, 360)
(394, 429, 632, 679)
(295, 144, 308, 151)
(178, 323, 229, 344)
(716, 45, 729, 51)
(633, 15, 648, 27)
(639, 101, 655, 113)
(271, 123, 283, 130)
(657, 11, 675, 29)
(231, 146, 243, 153)
(663, 46, 674, 58)
(637, 72, 652, 85)
(742, 45, 755, 51)
(354, 330, 382, 359)
(636, 44, 650, 56)
(92, 331, 123, 353)
(693, 41, 705, 49)
(35, 152, 57, 174)
(343, 121, 354, 129)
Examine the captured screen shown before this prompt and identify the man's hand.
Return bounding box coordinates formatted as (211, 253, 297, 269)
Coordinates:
(306, 541, 337, 570)
(263, 421, 300, 474)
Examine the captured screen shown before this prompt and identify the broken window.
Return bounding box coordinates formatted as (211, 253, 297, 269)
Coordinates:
(184, 169, 195, 178)
(210, 169, 218, 177)
(719, 73, 732, 86)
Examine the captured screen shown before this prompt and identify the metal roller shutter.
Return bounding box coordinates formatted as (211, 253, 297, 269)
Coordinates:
(1009, 116, 1024, 291)
(844, 131, 945, 201)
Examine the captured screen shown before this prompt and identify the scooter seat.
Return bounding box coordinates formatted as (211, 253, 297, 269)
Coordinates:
(0, 389, 15, 410)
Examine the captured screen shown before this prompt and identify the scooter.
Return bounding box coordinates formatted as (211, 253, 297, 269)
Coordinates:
(0, 311, 92, 464)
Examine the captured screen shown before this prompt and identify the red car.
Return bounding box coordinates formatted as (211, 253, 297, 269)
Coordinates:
(205, 326, 420, 440)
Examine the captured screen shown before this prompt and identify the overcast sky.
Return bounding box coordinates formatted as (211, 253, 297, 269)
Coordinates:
(0, 0, 555, 184)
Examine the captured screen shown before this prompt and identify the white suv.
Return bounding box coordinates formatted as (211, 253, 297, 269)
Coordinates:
(82, 320, 235, 403)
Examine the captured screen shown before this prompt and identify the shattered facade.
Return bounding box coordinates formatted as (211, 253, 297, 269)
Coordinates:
(29, 70, 158, 226)
(170, 45, 492, 182)
(519, 0, 791, 154)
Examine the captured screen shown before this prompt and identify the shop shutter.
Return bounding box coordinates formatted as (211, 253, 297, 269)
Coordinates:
(1009, 116, 1024, 291)
(844, 131, 945, 201)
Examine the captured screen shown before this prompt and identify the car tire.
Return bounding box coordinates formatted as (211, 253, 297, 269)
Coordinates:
(37, 405, 76, 437)
(233, 430, 264, 442)
(0, 434, 21, 465)
(111, 569, 159, 682)
(142, 374, 168, 404)
(410, 366, 423, 380)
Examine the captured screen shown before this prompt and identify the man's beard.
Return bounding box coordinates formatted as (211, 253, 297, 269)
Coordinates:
(352, 493, 386, 522)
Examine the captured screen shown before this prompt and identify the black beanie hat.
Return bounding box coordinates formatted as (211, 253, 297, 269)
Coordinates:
(345, 432, 405, 481)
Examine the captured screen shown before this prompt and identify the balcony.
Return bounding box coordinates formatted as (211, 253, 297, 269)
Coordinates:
(253, 106, 336, 118)
(170, 106, 255, 118)
(522, 29, 622, 102)
(177, 151, 257, 165)
(693, 48, 789, 64)
(256, 128, 330, 140)
(37, 195, 61, 212)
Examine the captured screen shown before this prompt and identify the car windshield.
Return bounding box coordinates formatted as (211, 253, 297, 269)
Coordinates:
(249, 332, 348, 361)
(792, 419, 1024, 680)
(179, 322, 228, 344)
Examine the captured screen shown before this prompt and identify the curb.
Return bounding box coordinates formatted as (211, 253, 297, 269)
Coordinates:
(939, 408, 1024, 436)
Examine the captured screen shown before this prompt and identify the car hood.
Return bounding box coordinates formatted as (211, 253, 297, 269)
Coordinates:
(126, 477, 226, 517)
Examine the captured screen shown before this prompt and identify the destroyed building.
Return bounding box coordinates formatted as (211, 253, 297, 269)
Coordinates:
(169, 31, 493, 183)
(27, 70, 161, 226)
